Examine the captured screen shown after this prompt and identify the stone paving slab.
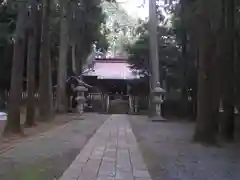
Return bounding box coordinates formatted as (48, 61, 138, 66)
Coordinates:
(59, 114, 152, 180)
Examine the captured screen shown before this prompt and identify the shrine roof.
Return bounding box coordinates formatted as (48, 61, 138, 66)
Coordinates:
(82, 58, 140, 80)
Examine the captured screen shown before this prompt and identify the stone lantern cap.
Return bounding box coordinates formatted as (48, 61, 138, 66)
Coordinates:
(75, 85, 88, 92)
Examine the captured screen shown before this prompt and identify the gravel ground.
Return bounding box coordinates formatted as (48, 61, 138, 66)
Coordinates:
(0, 113, 109, 180)
(129, 116, 240, 180)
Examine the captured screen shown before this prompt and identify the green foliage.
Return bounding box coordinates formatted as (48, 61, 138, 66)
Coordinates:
(127, 35, 149, 74)
(166, 0, 199, 97)
(0, 6, 16, 45)
(95, 24, 110, 53)
(0, 0, 112, 89)
(68, 0, 108, 49)
(0, 6, 17, 90)
(127, 23, 180, 89)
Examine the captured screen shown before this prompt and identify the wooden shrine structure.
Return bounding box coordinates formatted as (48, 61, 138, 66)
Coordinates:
(81, 58, 149, 114)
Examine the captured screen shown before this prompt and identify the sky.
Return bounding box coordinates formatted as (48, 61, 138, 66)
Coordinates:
(117, 0, 149, 20)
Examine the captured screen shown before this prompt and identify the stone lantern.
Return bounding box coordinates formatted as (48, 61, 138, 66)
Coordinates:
(152, 82, 165, 120)
(75, 85, 88, 114)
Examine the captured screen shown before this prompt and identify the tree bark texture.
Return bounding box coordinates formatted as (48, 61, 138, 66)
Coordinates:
(220, 0, 235, 141)
(193, 0, 218, 144)
(39, 0, 53, 121)
(180, 0, 189, 117)
(4, 3, 27, 134)
(56, 0, 69, 112)
(25, 0, 38, 127)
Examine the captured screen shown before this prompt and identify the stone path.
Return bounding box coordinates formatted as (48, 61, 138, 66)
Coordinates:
(59, 114, 152, 180)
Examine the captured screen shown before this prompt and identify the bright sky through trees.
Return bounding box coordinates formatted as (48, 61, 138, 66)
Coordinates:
(118, 0, 169, 20)
(117, 0, 149, 20)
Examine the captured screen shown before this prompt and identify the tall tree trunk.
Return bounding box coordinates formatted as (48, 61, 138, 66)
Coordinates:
(25, 0, 38, 127)
(220, 0, 235, 141)
(4, 3, 27, 134)
(39, 0, 53, 121)
(193, 0, 218, 144)
(180, 0, 189, 117)
(56, 0, 68, 112)
(35, 2, 43, 93)
(236, 7, 240, 118)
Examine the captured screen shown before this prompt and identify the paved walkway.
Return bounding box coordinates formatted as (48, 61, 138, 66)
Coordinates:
(59, 114, 152, 180)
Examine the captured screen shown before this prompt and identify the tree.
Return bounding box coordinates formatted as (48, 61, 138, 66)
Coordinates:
(102, 1, 139, 57)
(219, 0, 235, 141)
(0, 5, 16, 109)
(56, 0, 114, 111)
(68, 0, 111, 75)
(172, 0, 200, 118)
(56, 0, 68, 113)
(4, 2, 27, 134)
(235, 0, 240, 121)
(95, 18, 110, 54)
(127, 23, 180, 93)
(128, 0, 229, 144)
(178, 0, 189, 116)
(193, 0, 220, 144)
(174, 0, 238, 143)
(0, 0, 115, 129)
(25, 0, 39, 127)
(39, 0, 53, 121)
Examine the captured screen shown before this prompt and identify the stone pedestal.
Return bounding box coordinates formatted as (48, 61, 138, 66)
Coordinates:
(75, 85, 88, 115)
(129, 95, 134, 114)
(151, 82, 166, 121)
(106, 95, 110, 113)
(134, 96, 138, 113)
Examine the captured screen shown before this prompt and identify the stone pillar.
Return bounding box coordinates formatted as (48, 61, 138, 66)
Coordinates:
(102, 93, 107, 113)
(149, 0, 166, 120)
(106, 95, 110, 113)
(152, 82, 166, 121)
(134, 96, 138, 113)
(101, 93, 104, 112)
(75, 85, 88, 115)
(149, 0, 159, 89)
(129, 95, 134, 113)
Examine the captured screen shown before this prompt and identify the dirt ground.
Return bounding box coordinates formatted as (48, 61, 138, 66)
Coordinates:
(129, 116, 240, 180)
(0, 113, 109, 180)
(0, 113, 72, 154)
